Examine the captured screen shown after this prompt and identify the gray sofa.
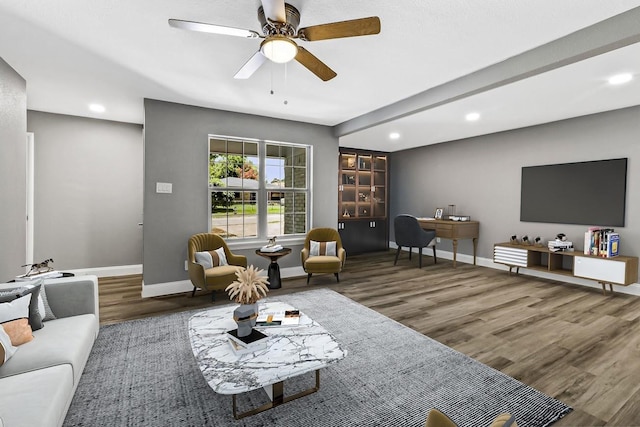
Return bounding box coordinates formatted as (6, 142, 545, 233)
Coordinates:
(0, 275, 99, 427)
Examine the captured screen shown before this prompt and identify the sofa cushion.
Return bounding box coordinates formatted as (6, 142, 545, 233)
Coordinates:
(0, 314, 97, 385)
(0, 364, 73, 427)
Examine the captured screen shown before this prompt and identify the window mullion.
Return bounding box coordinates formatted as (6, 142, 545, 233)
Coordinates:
(257, 142, 267, 239)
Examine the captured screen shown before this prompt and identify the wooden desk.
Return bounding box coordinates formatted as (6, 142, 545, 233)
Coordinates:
(418, 219, 479, 268)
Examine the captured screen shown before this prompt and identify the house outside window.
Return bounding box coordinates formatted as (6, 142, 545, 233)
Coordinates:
(209, 135, 310, 240)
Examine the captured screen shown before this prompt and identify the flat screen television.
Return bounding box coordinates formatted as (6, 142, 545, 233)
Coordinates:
(520, 158, 627, 226)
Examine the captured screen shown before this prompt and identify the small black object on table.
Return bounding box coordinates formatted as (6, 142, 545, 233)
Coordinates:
(255, 247, 292, 289)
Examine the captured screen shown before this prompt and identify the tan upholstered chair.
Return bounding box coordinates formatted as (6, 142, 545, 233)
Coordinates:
(301, 228, 346, 284)
(188, 233, 247, 299)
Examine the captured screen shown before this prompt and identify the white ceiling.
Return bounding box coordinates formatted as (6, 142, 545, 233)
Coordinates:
(1, 0, 639, 152)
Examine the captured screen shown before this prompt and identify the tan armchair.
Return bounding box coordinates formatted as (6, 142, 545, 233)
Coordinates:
(188, 233, 247, 299)
(301, 228, 346, 284)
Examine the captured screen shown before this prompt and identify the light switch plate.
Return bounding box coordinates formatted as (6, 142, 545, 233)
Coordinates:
(156, 182, 172, 194)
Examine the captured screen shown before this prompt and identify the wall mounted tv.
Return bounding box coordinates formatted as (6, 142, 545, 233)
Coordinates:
(520, 158, 627, 227)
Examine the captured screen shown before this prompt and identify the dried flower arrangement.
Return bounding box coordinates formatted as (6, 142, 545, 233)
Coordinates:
(225, 265, 270, 305)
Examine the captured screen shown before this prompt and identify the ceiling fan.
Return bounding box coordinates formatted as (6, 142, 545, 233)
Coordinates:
(168, 0, 380, 81)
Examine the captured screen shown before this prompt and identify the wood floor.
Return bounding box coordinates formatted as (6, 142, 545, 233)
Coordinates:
(98, 251, 640, 426)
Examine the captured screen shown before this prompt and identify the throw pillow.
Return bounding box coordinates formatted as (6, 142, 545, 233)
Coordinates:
(309, 240, 337, 257)
(195, 247, 228, 269)
(0, 293, 31, 324)
(1, 319, 33, 346)
(38, 281, 57, 321)
(0, 284, 44, 330)
(0, 327, 17, 367)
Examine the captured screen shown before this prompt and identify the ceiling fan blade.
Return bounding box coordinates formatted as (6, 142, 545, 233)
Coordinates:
(234, 51, 268, 79)
(260, 0, 287, 22)
(295, 46, 337, 81)
(298, 16, 381, 41)
(168, 19, 260, 38)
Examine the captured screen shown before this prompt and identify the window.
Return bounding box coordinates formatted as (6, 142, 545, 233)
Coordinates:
(209, 135, 310, 240)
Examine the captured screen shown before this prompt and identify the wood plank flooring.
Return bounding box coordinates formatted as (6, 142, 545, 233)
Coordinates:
(98, 251, 640, 426)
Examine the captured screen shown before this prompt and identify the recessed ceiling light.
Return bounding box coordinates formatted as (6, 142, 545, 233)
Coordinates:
(608, 73, 633, 85)
(389, 132, 400, 140)
(89, 103, 105, 113)
(465, 112, 480, 121)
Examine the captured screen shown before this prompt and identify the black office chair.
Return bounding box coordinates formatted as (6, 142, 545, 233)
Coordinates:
(394, 214, 437, 268)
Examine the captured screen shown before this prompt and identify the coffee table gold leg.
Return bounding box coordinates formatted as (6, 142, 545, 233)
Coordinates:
(232, 370, 321, 420)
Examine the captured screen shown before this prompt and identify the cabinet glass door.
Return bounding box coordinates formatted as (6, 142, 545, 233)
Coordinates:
(339, 151, 387, 220)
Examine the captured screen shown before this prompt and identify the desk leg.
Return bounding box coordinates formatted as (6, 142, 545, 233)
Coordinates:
(452, 239, 458, 268)
(472, 237, 478, 265)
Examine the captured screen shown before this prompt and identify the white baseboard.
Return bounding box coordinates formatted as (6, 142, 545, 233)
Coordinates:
(67, 264, 142, 278)
(390, 241, 640, 296)
(140, 266, 307, 298)
(141, 279, 193, 298)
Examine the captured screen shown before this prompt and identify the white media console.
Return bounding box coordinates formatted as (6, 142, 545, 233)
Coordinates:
(494, 242, 639, 295)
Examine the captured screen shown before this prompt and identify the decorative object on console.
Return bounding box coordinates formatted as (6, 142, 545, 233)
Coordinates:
(447, 204, 456, 219)
(510, 235, 519, 244)
(556, 233, 567, 241)
(260, 236, 283, 252)
(20, 258, 54, 276)
(548, 238, 573, 252)
(521, 235, 531, 245)
(434, 208, 444, 220)
(226, 265, 270, 337)
(534, 236, 543, 247)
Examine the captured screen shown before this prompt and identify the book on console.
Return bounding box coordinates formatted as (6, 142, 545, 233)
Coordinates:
(259, 244, 283, 252)
(15, 270, 63, 281)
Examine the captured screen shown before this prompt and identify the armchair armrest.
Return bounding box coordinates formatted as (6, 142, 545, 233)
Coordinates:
(188, 261, 206, 289)
(301, 248, 310, 265)
(227, 253, 247, 268)
(337, 248, 346, 266)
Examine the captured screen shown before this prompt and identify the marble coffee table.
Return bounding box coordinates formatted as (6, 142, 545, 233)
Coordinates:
(188, 301, 347, 419)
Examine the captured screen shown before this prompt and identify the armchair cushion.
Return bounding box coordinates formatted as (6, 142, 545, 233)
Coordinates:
(310, 240, 337, 257)
(195, 248, 228, 269)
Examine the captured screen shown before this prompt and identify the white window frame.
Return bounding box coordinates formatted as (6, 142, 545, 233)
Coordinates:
(208, 134, 312, 249)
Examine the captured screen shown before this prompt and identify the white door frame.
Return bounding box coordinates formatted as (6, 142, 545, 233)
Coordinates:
(26, 132, 34, 268)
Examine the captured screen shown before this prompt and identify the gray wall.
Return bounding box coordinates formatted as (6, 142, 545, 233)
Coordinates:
(390, 105, 640, 260)
(0, 57, 27, 279)
(27, 111, 143, 269)
(143, 99, 338, 287)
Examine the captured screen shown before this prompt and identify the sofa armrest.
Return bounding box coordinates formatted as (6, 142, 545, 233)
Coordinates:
(44, 275, 99, 324)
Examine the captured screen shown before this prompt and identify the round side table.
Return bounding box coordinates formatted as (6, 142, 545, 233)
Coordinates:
(255, 247, 292, 289)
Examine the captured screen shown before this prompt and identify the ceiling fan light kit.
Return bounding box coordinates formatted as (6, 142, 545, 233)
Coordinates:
(169, 0, 380, 81)
(260, 36, 298, 63)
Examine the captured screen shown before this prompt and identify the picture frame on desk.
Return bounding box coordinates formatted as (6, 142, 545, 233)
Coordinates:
(434, 208, 444, 219)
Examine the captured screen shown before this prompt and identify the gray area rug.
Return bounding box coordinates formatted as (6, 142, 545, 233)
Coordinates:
(64, 289, 571, 427)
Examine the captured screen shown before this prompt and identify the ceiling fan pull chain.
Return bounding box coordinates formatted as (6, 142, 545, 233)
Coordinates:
(284, 62, 288, 105)
(270, 60, 274, 95)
